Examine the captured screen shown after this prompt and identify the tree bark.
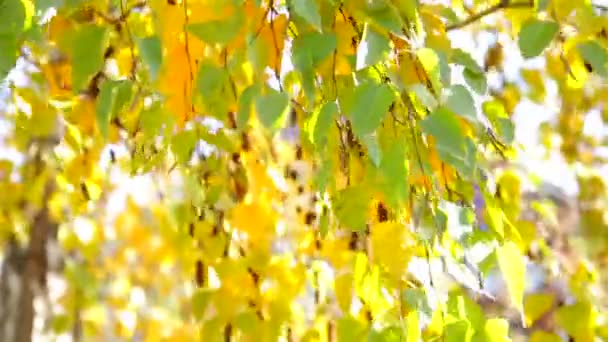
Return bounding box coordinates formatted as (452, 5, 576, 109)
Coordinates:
(0, 182, 57, 342)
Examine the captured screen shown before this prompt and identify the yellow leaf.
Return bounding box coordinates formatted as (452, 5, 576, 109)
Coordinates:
(419, 9, 451, 55)
(114, 47, 133, 76)
(47, 14, 74, 49)
(335, 272, 353, 314)
(529, 330, 562, 342)
(158, 44, 194, 126)
(524, 293, 555, 326)
(41, 58, 72, 99)
(68, 95, 97, 136)
(551, 0, 585, 22)
(230, 201, 276, 244)
(555, 301, 596, 341)
(498, 83, 520, 115)
(406, 310, 420, 342)
(370, 221, 413, 279)
(562, 38, 589, 89)
(496, 242, 526, 315)
(521, 69, 546, 103)
(514, 220, 536, 251)
(398, 51, 424, 87)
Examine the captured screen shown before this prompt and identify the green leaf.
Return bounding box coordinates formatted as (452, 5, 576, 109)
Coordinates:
(306, 101, 338, 148)
(364, 3, 404, 35)
(292, 31, 337, 69)
(409, 84, 438, 110)
(496, 242, 525, 314)
(136, 36, 162, 81)
(445, 320, 473, 342)
(197, 63, 229, 97)
(402, 288, 433, 319)
(379, 142, 408, 210)
(347, 82, 395, 138)
(356, 23, 391, 70)
(292, 31, 336, 98)
(254, 87, 290, 130)
(421, 107, 475, 177)
(337, 315, 366, 341)
(463, 69, 487, 94)
(577, 40, 608, 77)
(332, 185, 371, 231)
(496, 117, 514, 144)
(518, 19, 558, 58)
(314, 153, 332, 192)
(96, 81, 116, 138)
(0, 35, 18, 80)
(187, 9, 244, 46)
(447, 294, 485, 329)
(437, 50, 451, 86)
(112, 80, 133, 113)
(362, 133, 381, 167)
(445, 84, 477, 122)
(96, 80, 132, 139)
(196, 62, 230, 119)
(291, 0, 322, 31)
(72, 25, 108, 92)
(452, 49, 483, 74)
(237, 84, 260, 129)
(0, 0, 27, 35)
(483, 100, 514, 144)
(171, 130, 197, 164)
(140, 102, 171, 138)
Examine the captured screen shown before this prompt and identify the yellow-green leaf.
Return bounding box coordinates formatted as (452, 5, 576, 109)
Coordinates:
(496, 242, 526, 314)
(555, 301, 595, 341)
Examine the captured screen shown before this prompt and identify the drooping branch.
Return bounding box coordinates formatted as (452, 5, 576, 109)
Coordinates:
(446, 0, 534, 31)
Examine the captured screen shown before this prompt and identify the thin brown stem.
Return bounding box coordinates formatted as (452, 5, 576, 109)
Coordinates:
(119, 0, 137, 79)
(446, 0, 533, 31)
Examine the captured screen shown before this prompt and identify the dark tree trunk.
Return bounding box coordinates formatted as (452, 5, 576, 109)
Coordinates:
(1, 170, 57, 342)
(0, 204, 56, 341)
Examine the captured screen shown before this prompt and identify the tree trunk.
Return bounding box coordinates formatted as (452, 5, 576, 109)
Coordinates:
(0, 183, 57, 341)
